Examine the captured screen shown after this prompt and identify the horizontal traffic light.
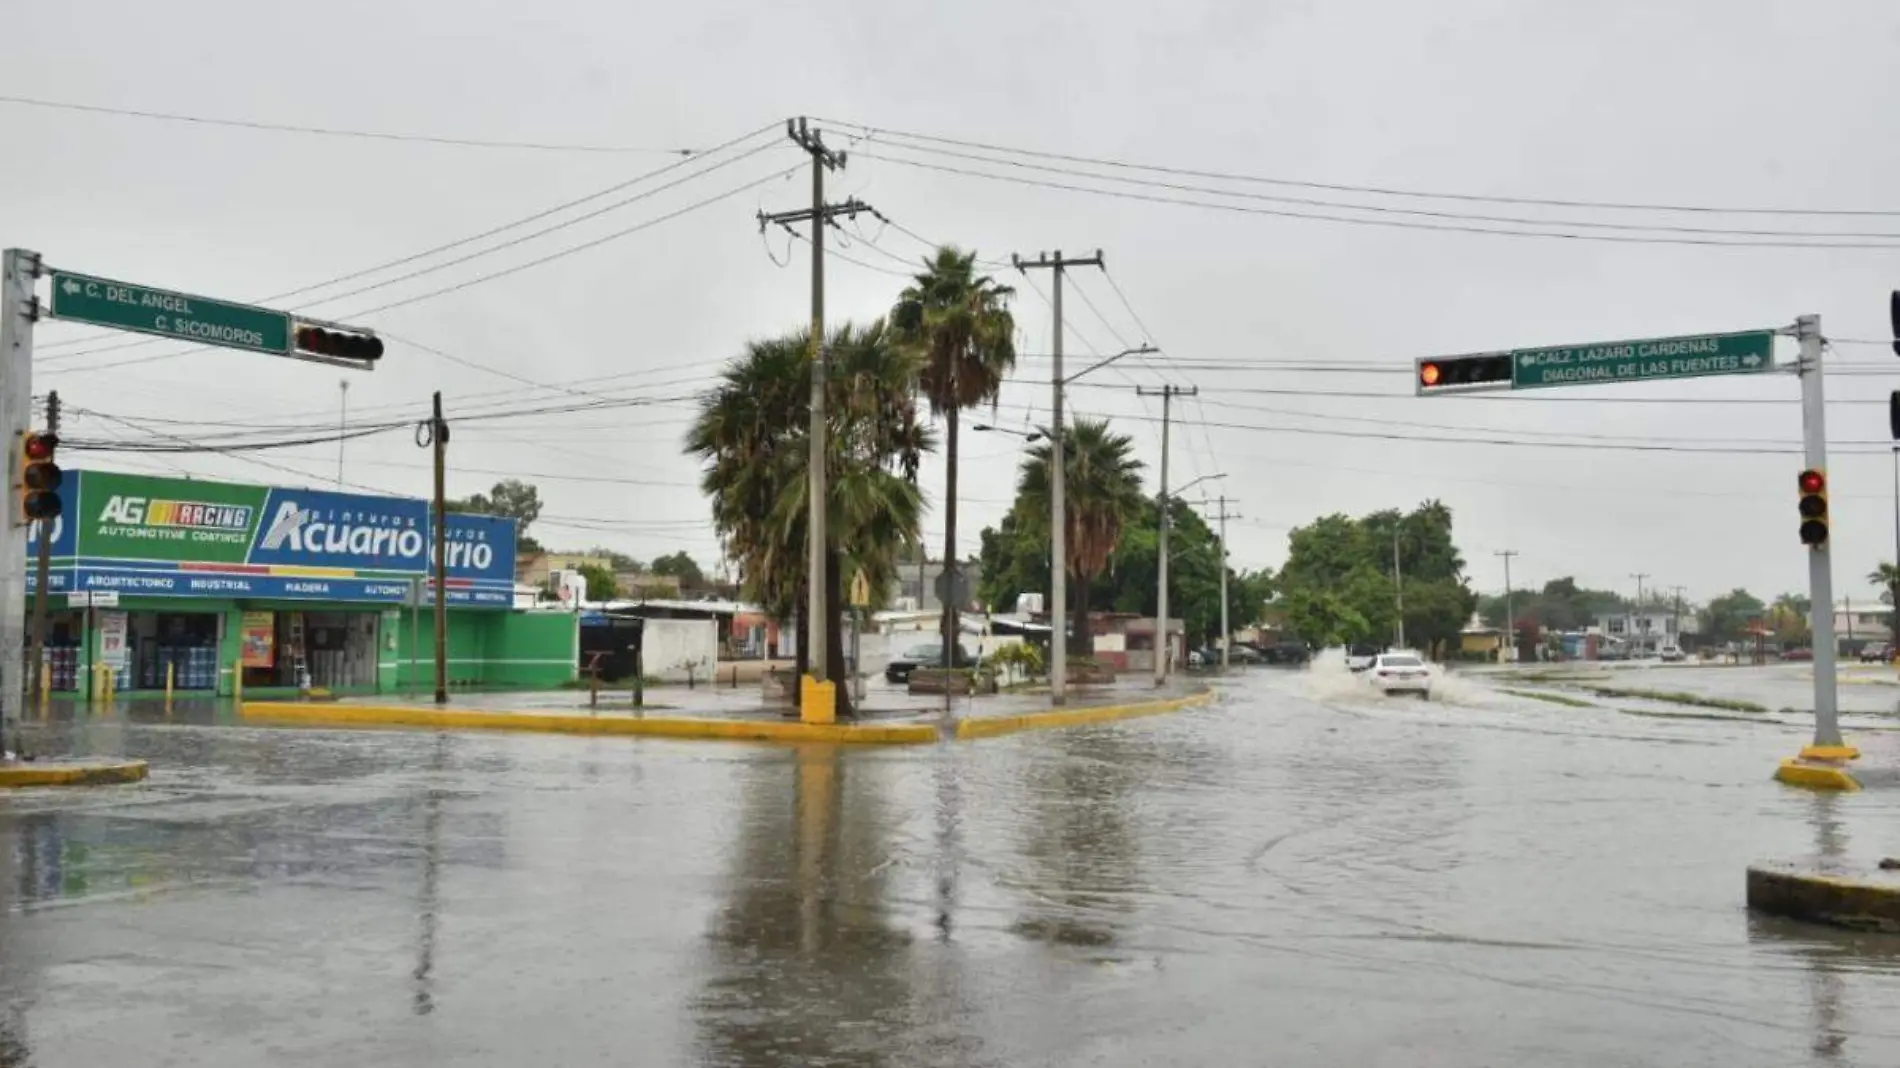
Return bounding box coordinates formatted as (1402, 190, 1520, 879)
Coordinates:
(1798, 468, 1828, 548)
(294, 324, 383, 363)
(1416, 353, 1514, 395)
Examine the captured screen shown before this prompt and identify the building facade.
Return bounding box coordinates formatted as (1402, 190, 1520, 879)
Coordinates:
(27, 470, 574, 697)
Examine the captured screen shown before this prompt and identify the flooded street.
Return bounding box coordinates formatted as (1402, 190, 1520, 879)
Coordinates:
(5, 667, 1900, 1066)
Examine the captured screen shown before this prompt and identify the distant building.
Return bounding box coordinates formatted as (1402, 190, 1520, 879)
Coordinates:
(517, 552, 614, 588)
(1595, 609, 1699, 655)
(1832, 600, 1892, 646)
(889, 557, 981, 612)
(613, 571, 682, 599)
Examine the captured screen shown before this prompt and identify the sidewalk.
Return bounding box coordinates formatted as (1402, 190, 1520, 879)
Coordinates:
(239, 676, 1215, 744)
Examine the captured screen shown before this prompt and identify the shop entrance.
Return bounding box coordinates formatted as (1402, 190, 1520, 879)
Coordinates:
(251, 610, 378, 691)
(128, 611, 222, 691)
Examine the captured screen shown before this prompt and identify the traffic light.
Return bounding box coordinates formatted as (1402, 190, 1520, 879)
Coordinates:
(1890, 291, 1900, 357)
(1415, 352, 1514, 395)
(17, 431, 62, 525)
(1798, 468, 1829, 548)
(294, 324, 383, 363)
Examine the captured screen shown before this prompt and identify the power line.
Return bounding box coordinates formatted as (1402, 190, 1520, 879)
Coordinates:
(856, 150, 1900, 251)
(825, 118, 1900, 218)
(0, 93, 705, 155)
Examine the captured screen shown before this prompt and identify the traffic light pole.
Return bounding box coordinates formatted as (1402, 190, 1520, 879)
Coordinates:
(430, 391, 449, 706)
(26, 391, 57, 710)
(0, 250, 38, 759)
(1797, 313, 1844, 752)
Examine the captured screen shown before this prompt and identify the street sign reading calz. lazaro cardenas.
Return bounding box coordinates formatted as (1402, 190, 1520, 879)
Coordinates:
(48, 270, 291, 355)
(1510, 330, 1775, 390)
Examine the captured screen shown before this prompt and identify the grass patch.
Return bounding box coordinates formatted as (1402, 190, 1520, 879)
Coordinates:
(1617, 706, 1762, 724)
(1583, 686, 1766, 713)
(1500, 688, 1596, 709)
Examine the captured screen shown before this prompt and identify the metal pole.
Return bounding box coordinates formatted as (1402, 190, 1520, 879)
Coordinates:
(1628, 572, 1650, 655)
(1050, 256, 1068, 704)
(1892, 445, 1899, 656)
(1154, 388, 1173, 688)
(1799, 313, 1844, 749)
(0, 250, 37, 758)
(805, 126, 830, 696)
(337, 379, 348, 488)
(410, 577, 420, 696)
(27, 391, 57, 709)
(1393, 523, 1405, 650)
(1496, 550, 1518, 663)
(1218, 495, 1231, 670)
(431, 391, 449, 705)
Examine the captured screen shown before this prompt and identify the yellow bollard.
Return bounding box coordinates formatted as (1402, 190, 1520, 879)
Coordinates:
(38, 662, 50, 718)
(799, 674, 837, 725)
(233, 665, 243, 706)
(165, 662, 175, 714)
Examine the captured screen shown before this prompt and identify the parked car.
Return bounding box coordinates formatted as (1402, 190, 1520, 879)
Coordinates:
(884, 642, 976, 684)
(1782, 647, 1813, 662)
(1261, 642, 1310, 666)
(1860, 644, 1894, 663)
(1366, 652, 1431, 699)
(1658, 644, 1685, 662)
(1228, 644, 1263, 665)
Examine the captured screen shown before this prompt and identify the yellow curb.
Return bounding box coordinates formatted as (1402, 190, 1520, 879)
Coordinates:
(240, 701, 939, 745)
(1747, 866, 1900, 932)
(1774, 758, 1862, 792)
(0, 760, 149, 788)
(956, 688, 1214, 741)
(1800, 744, 1862, 762)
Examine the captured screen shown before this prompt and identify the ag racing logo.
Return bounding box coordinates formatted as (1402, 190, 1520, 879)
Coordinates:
(97, 494, 253, 546)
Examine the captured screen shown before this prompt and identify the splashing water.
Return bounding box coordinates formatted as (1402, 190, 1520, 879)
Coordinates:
(1301, 646, 1496, 708)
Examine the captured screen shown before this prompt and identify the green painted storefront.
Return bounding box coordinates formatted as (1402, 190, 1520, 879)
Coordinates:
(59, 595, 578, 698)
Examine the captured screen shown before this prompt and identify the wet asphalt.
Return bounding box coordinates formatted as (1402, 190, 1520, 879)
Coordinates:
(3, 662, 1900, 1066)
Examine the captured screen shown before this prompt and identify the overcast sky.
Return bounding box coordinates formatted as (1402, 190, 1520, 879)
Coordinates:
(7, 0, 1900, 608)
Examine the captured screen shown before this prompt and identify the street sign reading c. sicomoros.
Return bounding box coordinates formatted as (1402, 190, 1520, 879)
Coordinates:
(1508, 330, 1777, 390)
(48, 270, 291, 355)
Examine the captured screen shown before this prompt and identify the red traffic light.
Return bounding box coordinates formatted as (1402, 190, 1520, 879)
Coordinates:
(295, 325, 384, 362)
(1419, 362, 1442, 387)
(1798, 469, 1826, 494)
(23, 432, 56, 461)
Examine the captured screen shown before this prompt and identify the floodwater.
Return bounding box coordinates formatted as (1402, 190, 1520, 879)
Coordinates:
(4, 665, 1900, 1065)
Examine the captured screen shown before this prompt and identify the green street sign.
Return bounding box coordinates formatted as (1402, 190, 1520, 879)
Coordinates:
(1510, 330, 1776, 390)
(48, 270, 290, 355)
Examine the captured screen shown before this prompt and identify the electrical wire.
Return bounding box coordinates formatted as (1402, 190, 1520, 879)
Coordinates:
(823, 118, 1900, 218)
(0, 93, 705, 155)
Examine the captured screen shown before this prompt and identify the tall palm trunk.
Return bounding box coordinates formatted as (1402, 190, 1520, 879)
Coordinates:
(1072, 569, 1095, 658)
(940, 406, 960, 668)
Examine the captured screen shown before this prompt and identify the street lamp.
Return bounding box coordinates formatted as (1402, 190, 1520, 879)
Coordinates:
(972, 424, 1042, 443)
(1155, 472, 1225, 686)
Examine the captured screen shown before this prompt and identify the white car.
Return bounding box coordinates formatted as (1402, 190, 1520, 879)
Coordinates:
(1658, 644, 1685, 662)
(1345, 643, 1382, 673)
(1367, 652, 1431, 699)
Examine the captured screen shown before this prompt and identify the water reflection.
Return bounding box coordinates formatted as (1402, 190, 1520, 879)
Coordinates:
(1009, 728, 1146, 951)
(413, 733, 449, 1016)
(694, 744, 916, 1067)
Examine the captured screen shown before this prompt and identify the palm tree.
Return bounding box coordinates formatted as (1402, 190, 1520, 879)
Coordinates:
(1015, 418, 1145, 657)
(687, 321, 930, 715)
(1870, 563, 1900, 644)
(891, 247, 1016, 666)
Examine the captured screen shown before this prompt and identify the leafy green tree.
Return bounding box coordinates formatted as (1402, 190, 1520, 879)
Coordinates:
(1014, 418, 1145, 656)
(576, 563, 619, 602)
(686, 321, 931, 716)
(1274, 501, 1477, 656)
(891, 246, 1017, 667)
(448, 478, 544, 552)
(649, 551, 707, 589)
(1702, 588, 1766, 643)
(588, 548, 643, 572)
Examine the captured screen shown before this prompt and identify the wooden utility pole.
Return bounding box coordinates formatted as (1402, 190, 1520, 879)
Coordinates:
(26, 390, 56, 709)
(1011, 250, 1104, 705)
(430, 392, 449, 705)
(757, 117, 859, 720)
(1137, 384, 1198, 686)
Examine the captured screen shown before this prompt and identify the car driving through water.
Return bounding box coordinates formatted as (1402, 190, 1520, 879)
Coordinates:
(1365, 651, 1431, 699)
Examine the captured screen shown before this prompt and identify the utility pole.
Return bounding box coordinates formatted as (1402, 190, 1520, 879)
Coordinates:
(428, 392, 449, 705)
(0, 250, 38, 760)
(759, 117, 853, 720)
(1393, 523, 1405, 651)
(1629, 572, 1651, 655)
(26, 390, 57, 709)
(1495, 550, 1519, 663)
(1797, 314, 1844, 751)
(1668, 585, 1687, 648)
(1012, 250, 1104, 706)
(1138, 384, 1197, 687)
(1195, 496, 1240, 670)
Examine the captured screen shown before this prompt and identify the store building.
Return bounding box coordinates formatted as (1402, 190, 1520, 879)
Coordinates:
(27, 470, 576, 697)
